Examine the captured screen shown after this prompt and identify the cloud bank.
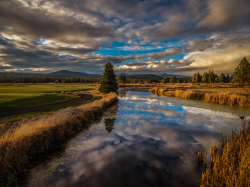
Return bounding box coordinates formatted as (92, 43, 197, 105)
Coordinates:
(0, 0, 249, 74)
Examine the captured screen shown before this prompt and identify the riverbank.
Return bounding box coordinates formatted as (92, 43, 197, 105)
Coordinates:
(149, 87, 249, 108)
(0, 92, 117, 186)
(198, 121, 250, 186)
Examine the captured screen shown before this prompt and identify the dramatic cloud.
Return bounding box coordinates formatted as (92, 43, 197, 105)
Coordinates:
(0, 0, 249, 74)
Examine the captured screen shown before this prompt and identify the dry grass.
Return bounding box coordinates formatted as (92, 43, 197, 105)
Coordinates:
(191, 88, 246, 95)
(198, 121, 250, 187)
(149, 87, 250, 108)
(0, 92, 117, 186)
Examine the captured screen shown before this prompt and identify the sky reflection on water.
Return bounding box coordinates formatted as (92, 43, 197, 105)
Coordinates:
(26, 91, 249, 187)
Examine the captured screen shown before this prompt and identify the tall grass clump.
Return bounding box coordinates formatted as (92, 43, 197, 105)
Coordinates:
(149, 87, 250, 107)
(204, 92, 249, 107)
(0, 92, 117, 186)
(199, 121, 250, 187)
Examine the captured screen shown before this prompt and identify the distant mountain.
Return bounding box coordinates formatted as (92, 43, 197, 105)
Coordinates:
(48, 70, 88, 76)
(126, 74, 163, 81)
(156, 73, 192, 79)
(83, 70, 96, 75)
(117, 73, 129, 75)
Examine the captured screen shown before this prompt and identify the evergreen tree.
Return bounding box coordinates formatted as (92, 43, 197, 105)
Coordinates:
(192, 73, 197, 83)
(118, 75, 127, 84)
(215, 77, 219, 83)
(99, 62, 118, 93)
(219, 73, 226, 82)
(169, 76, 177, 83)
(177, 79, 183, 83)
(231, 74, 234, 82)
(196, 72, 201, 83)
(184, 80, 188, 83)
(208, 70, 215, 83)
(192, 72, 201, 83)
(226, 74, 231, 83)
(148, 79, 160, 83)
(161, 77, 169, 83)
(202, 72, 208, 83)
(232, 57, 250, 83)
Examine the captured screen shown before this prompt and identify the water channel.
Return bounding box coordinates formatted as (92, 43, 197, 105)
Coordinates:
(25, 88, 250, 187)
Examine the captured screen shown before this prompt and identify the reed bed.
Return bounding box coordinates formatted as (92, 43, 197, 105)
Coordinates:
(0, 92, 117, 186)
(198, 121, 250, 187)
(149, 87, 250, 108)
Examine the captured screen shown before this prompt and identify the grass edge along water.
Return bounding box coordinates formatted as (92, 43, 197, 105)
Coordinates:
(149, 87, 249, 108)
(0, 92, 117, 186)
(198, 121, 250, 187)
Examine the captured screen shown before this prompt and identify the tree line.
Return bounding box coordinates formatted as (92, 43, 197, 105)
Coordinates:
(0, 77, 100, 83)
(189, 57, 249, 83)
(117, 57, 250, 84)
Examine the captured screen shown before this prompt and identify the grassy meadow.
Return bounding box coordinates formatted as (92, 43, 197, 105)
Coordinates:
(0, 83, 97, 109)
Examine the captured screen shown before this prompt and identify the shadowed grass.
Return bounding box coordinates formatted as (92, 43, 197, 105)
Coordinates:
(0, 95, 103, 127)
(0, 93, 78, 109)
(0, 92, 117, 186)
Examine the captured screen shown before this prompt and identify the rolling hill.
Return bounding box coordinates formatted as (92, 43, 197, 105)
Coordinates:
(48, 70, 88, 76)
(156, 73, 192, 79)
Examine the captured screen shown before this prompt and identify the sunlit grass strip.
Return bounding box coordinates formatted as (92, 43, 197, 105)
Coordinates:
(149, 87, 250, 108)
(0, 92, 117, 186)
(199, 122, 250, 187)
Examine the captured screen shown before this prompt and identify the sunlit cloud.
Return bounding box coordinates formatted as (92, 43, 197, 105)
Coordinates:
(0, 0, 249, 74)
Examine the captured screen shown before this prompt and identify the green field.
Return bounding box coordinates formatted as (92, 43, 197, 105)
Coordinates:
(0, 84, 96, 109)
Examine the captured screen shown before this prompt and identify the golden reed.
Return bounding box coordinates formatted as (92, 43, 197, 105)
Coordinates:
(149, 88, 249, 108)
(0, 92, 117, 186)
(199, 122, 250, 187)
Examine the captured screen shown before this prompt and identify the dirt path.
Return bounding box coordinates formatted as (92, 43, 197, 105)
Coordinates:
(0, 94, 93, 118)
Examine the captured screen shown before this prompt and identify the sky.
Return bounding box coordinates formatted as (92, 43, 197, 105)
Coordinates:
(0, 0, 250, 75)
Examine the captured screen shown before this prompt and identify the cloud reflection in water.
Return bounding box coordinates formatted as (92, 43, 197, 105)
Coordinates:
(27, 91, 247, 187)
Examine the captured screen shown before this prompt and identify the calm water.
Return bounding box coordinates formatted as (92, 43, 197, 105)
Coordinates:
(26, 90, 249, 187)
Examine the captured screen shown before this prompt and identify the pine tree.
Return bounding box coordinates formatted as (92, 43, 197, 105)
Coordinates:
(197, 72, 201, 83)
(232, 57, 250, 83)
(208, 69, 215, 83)
(118, 75, 127, 84)
(169, 76, 177, 83)
(161, 77, 169, 83)
(219, 73, 226, 82)
(99, 62, 118, 93)
(226, 74, 231, 83)
(177, 79, 183, 83)
(215, 77, 219, 83)
(192, 73, 197, 83)
(202, 72, 208, 83)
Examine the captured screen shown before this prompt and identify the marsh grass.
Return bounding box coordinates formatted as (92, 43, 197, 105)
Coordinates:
(199, 122, 250, 187)
(149, 87, 250, 108)
(0, 92, 117, 186)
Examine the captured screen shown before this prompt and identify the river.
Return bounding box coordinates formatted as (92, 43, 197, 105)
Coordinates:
(25, 89, 249, 187)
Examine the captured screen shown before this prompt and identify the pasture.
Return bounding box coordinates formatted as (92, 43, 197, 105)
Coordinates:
(0, 83, 97, 109)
